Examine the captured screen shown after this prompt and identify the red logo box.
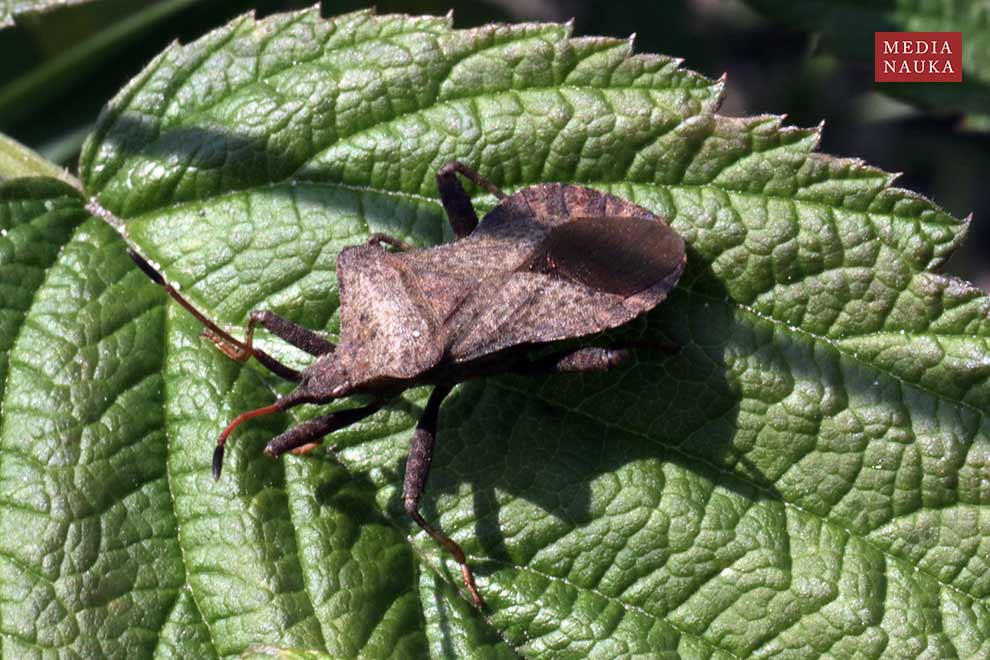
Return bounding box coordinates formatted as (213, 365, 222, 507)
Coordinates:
(875, 32, 962, 82)
(873, 32, 962, 82)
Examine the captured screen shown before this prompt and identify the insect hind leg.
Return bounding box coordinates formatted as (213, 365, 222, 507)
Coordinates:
(402, 384, 485, 608)
(515, 343, 679, 377)
(518, 347, 633, 375)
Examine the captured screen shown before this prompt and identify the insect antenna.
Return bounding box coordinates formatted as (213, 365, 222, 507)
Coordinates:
(212, 401, 284, 480)
(211, 387, 318, 479)
(128, 250, 302, 381)
(128, 250, 250, 353)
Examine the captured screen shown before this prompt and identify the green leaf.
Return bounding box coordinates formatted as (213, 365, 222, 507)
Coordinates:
(744, 0, 990, 116)
(0, 177, 86, 398)
(241, 645, 334, 660)
(2, 7, 988, 657)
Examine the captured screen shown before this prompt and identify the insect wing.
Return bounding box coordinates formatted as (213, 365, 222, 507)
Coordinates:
(444, 215, 685, 361)
(444, 275, 606, 360)
(531, 215, 684, 296)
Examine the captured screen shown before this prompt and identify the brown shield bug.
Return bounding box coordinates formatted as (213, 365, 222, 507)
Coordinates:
(129, 161, 686, 608)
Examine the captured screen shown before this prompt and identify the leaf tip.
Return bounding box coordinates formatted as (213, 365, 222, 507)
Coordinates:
(811, 118, 826, 147)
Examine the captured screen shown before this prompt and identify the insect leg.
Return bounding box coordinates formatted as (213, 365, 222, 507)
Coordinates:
(436, 161, 506, 239)
(263, 400, 383, 459)
(519, 347, 633, 375)
(246, 310, 335, 357)
(128, 250, 302, 381)
(366, 233, 412, 251)
(403, 384, 484, 608)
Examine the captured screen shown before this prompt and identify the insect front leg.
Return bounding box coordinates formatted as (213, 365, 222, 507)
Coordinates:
(245, 310, 336, 357)
(262, 401, 383, 459)
(201, 309, 336, 383)
(436, 161, 506, 239)
(403, 384, 485, 608)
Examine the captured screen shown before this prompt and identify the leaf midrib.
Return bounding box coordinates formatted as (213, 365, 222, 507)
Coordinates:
(214, 183, 734, 657)
(106, 137, 959, 251)
(209, 167, 977, 647)
(62, 9, 983, 654)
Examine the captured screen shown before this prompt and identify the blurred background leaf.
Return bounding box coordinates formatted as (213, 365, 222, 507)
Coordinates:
(1, 0, 99, 28)
(743, 0, 990, 118)
(0, 131, 74, 182)
(0, 0, 314, 164)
